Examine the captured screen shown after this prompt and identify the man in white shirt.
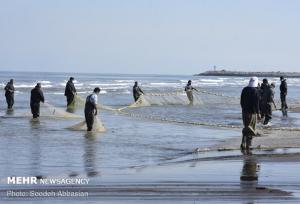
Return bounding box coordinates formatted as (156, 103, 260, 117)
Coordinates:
(85, 87, 101, 131)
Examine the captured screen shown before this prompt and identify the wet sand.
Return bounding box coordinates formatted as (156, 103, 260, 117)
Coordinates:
(1, 125, 300, 203)
(1, 159, 299, 203)
(213, 129, 300, 151)
(1, 117, 300, 203)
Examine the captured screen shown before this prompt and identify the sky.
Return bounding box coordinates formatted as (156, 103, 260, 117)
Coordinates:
(0, 0, 300, 75)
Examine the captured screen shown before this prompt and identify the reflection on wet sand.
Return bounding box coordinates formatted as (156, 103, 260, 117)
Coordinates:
(29, 119, 44, 179)
(240, 149, 259, 184)
(30, 131, 41, 176)
(83, 132, 99, 177)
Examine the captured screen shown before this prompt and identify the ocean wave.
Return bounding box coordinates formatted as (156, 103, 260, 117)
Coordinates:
(12, 84, 53, 88)
(198, 79, 224, 83)
(74, 90, 108, 94)
(114, 80, 135, 83)
(122, 90, 131, 94)
(58, 81, 83, 86)
(41, 85, 53, 88)
(89, 83, 130, 87)
(149, 82, 179, 86)
(14, 84, 35, 88)
(101, 86, 129, 90)
(76, 91, 91, 94)
(39, 80, 51, 84)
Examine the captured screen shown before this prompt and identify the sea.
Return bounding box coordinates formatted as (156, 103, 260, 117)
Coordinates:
(0, 71, 300, 203)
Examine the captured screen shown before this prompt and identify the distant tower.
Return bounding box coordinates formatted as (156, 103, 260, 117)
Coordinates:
(213, 65, 217, 71)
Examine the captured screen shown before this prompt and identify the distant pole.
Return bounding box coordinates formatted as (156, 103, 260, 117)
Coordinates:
(214, 65, 216, 71)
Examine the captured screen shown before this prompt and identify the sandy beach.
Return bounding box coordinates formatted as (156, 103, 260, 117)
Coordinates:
(2, 128, 300, 203)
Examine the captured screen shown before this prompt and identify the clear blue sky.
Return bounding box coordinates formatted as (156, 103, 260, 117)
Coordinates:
(0, 0, 299, 74)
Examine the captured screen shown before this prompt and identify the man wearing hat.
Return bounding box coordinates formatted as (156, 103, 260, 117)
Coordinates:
(240, 77, 261, 149)
(280, 76, 288, 117)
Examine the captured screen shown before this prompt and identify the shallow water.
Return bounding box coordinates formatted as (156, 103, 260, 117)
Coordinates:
(0, 71, 300, 202)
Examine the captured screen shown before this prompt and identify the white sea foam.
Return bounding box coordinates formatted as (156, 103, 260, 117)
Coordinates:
(122, 90, 131, 94)
(14, 84, 36, 88)
(41, 85, 53, 88)
(89, 83, 130, 86)
(199, 79, 224, 83)
(40, 80, 51, 84)
(114, 80, 134, 83)
(101, 86, 129, 90)
(76, 91, 91, 94)
(149, 82, 179, 86)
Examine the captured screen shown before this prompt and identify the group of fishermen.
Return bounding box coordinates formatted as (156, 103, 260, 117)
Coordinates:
(240, 76, 288, 149)
(3, 77, 99, 132)
(3, 76, 287, 136)
(3, 78, 197, 131)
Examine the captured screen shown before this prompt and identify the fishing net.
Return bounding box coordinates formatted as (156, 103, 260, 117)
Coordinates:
(74, 95, 86, 106)
(66, 117, 106, 132)
(74, 92, 205, 111)
(124, 92, 204, 108)
(41, 102, 83, 118)
(66, 95, 85, 109)
(196, 90, 240, 106)
(70, 95, 117, 111)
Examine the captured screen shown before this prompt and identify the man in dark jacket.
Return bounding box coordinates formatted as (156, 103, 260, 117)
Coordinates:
(133, 81, 144, 102)
(4, 79, 15, 110)
(240, 77, 260, 150)
(261, 83, 276, 125)
(65, 77, 77, 107)
(30, 83, 45, 119)
(85, 87, 101, 131)
(259, 78, 269, 119)
(280, 76, 288, 117)
(185, 80, 198, 105)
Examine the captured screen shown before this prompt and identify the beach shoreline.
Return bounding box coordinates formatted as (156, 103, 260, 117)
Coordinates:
(1, 128, 300, 203)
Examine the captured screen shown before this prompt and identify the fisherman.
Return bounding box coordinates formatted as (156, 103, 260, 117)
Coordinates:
(280, 76, 288, 117)
(4, 79, 15, 110)
(240, 77, 261, 150)
(64, 77, 77, 107)
(256, 82, 262, 120)
(30, 83, 45, 119)
(184, 80, 198, 105)
(85, 87, 101, 131)
(261, 82, 277, 126)
(259, 79, 269, 119)
(133, 81, 144, 102)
